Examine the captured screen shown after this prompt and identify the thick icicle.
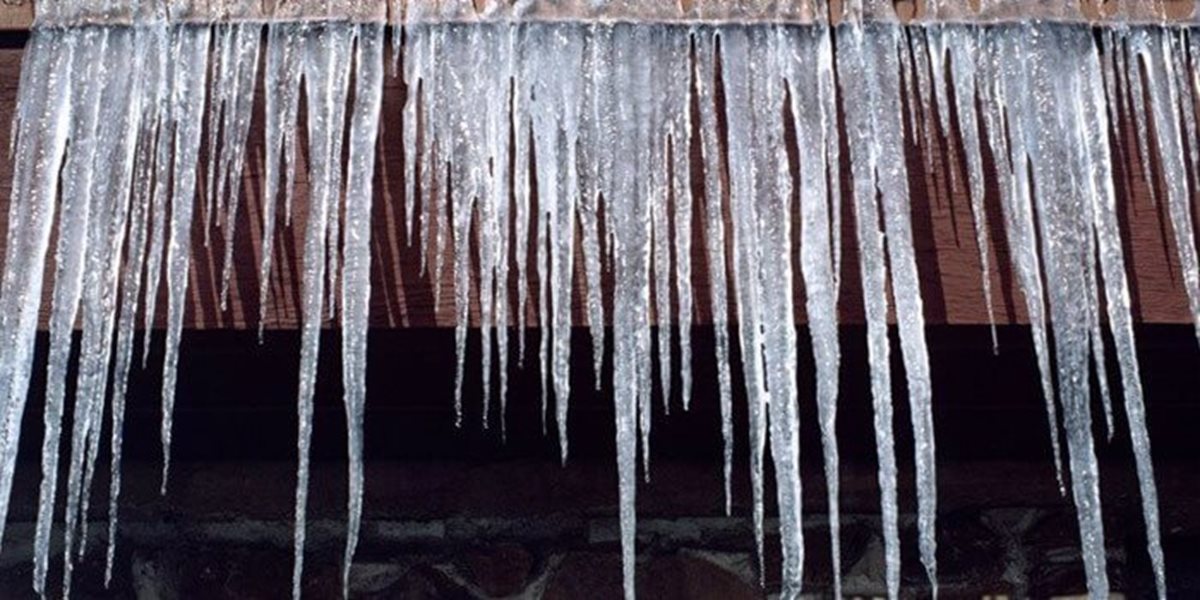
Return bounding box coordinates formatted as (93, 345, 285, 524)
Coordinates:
(55, 26, 115, 594)
(1074, 31, 1167, 599)
(753, 28, 806, 596)
(876, 24, 939, 594)
(838, 18, 902, 599)
(339, 23, 384, 598)
(608, 23, 654, 598)
(1008, 23, 1109, 596)
(64, 25, 144, 593)
(29, 29, 82, 595)
(721, 26, 770, 580)
(292, 23, 354, 600)
(784, 22, 844, 598)
(524, 24, 585, 459)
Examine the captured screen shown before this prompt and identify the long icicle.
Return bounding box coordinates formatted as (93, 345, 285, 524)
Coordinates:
(159, 25, 212, 494)
(292, 23, 354, 599)
(340, 22, 384, 599)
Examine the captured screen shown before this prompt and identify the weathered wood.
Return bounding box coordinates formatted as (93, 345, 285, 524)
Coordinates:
(1, 0, 1198, 30)
(0, 37, 1193, 330)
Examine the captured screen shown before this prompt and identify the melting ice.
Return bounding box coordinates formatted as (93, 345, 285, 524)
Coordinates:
(0, 1, 1190, 598)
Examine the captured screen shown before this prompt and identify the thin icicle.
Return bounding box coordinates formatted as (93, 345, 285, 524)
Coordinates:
(259, 23, 306, 335)
(944, 25, 999, 351)
(978, 26, 1064, 490)
(217, 23, 263, 310)
(106, 25, 166, 584)
(694, 30, 734, 516)
(579, 23, 611, 390)
(667, 32, 694, 410)
(159, 25, 211, 495)
(1133, 28, 1200, 344)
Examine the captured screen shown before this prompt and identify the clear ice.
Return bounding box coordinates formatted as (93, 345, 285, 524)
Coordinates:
(0, 2, 1185, 599)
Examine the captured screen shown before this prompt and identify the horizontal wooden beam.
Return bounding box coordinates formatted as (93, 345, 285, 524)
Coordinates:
(1, 1, 1199, 30)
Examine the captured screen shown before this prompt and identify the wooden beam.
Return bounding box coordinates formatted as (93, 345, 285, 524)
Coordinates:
(1, 1, 1198, 30)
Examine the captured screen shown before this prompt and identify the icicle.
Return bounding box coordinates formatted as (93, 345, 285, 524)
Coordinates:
(0, 29, 72, 560)
(53, 26, 113, 596)
(978, 25, 1064, 491)
(217, 23, 263, 310)
(512, 26, 532, 366)
(523, 24, 585, 458)
(1120, 30, 1163, 212)
(754, 28, 805, 596)
(837, 21, 902, 600)
(159, 24, 212, 494)
(260, 23, 306, 335)
(650, 120, 673, 417)
(880, 24, 939, 595)
(340, 22, 384, 599)
(720, 25, 770, 583)
(141, 40, 176, 366)
(27, 29, 81, 595)
(1009, 23, 1109, 597)
(694, 30, 735, 516)
(667, 30, 693, 410)
(1133, 28, 1200, 344)
(608, 23, 654, 598)
(292, 23, 354, 600)
(106, 25, 166, 585)
(1075, 31, 1167, 599)
(76, 24, 144, 562)
(579, 23, 612, 390)
(203, 25, 233, 245)
(492, 24, 519, 433)
(476, 23, 517, 430)
(784, 22, 843, 599)
(696, 29, 729, 516)
(63, 24, 146, 594)
(944, 25, 999, 351)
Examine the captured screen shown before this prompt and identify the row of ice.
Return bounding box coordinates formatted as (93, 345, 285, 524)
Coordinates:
(1, 1, 1194, 598)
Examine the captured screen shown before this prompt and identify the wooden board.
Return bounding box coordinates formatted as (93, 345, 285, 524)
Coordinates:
(0, 36, 1193, 330)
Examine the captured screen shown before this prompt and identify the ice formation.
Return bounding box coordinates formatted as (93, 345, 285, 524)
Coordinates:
(0, 0, 1190, 598)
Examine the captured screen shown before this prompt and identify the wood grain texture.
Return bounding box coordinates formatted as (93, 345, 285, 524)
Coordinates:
(0, 38, 1193, 330)
(2, 0, 1198, 29)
